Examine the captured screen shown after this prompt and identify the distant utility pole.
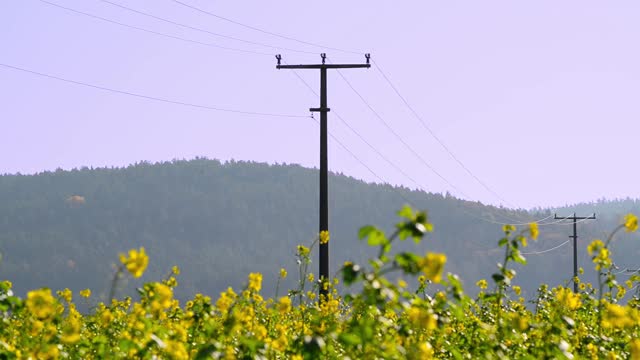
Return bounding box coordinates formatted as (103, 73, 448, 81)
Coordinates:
(555, 213, 596, 292)
(276, 53, 371, 298)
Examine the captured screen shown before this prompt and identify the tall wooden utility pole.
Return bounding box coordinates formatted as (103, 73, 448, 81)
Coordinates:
(555, 213, 596, 292)
(276, 53, 370, 298)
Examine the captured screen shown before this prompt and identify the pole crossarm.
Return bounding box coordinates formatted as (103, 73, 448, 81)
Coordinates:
(278, 64, 371, 69)
(276, 53, 371, 299)
(554, 213, 597, 292)
(554, 214, 597, 220)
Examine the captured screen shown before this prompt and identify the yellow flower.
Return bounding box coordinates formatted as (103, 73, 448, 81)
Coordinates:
(513, 285, 521, 296)
(100, 308, 113, 325)
(602, 303, 634, 328)
(476, 279, 488, 290)
(172, 266, 180, 275)
(79, 289, 91, 298)
(297, 245, 310, 257)
(119, 247, 149, 278)
(417, 342, 434, 359)
(60, 316, 81, 344)
(407, 306, 437, 330)
(26, 288, 57, 320)
(418, 275, 426, 285)
(248, 273, 262, 292)
(398, 279, 408, 288)
(307, 273, 315, 283)
(631, 339, 640, 360)
(587, 239, 604, 256)
(420, 253, 447, 284)
(528, 222, 539, 240)
(279, 268, 287, 279)
(502, 224, 516, 234)
(151, 283, 173, 312)
(165, 340, 189, 360)
(277, 296, 291, 314)
(555, 287, 581, 310)
(625, 213, 639, 232)
(57, 288, 72, 303)
(593, 247, 612, 271)
(319, 230, 330, 244)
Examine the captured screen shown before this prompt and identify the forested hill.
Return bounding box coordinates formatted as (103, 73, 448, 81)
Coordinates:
(1, 158, 639, 302)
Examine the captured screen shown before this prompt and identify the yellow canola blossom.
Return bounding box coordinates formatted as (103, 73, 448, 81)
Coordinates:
(420, 253, 447, 284)
(602, 303, 638, 329)
(277, 296, 292, 315)
(248, 273, 263, 292)
(26, 288, 57, 320)
(319, 230, 330, 244)
(625, 213, 639, 232)
(119, 247, 149, 278)
(631, 339, 640, 360)
(502, 224, 516, 234)
(476, 279, 488, 289)
(587, 239, 604, 256)
(529, 222, 539, 240)
(555, 287, 581, 310)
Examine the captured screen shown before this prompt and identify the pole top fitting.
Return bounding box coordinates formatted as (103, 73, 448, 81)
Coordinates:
(275, 54, 282, 66)
(321, 53, 326, 64)
(365, 53, 370, 64)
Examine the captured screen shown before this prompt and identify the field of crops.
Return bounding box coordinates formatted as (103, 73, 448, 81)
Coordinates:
(1, 206, 640, 359)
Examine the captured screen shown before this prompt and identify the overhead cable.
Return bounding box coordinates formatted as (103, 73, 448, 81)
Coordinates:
(170, 0, 364, 55)
(372, 60, 515, 208)
(96, 0, 316, 55)
(333, 65, 470, 200)
(521, 239, 570, 255)
(37, 0, 273, 56)
(285, 65, 425, 192)
(288, 63, 559, 227)
(0, 63, 308, 118)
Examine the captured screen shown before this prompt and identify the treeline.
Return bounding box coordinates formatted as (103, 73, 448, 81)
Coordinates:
(0, 158, 638, 303)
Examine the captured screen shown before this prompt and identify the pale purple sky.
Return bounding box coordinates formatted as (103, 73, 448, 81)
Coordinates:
(2, 1, 639, 209)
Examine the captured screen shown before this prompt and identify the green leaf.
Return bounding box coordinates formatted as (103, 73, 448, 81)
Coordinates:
(395, 252, 421, 274)
(397, 205, 414, 219)
(513, 251, 527, 265)
(368, 230, 387, 247)
(498, 238, 508, 247)
(338, 333, 361, 346)
(358, 225, 377, 240)
(342, 263, 360, 286)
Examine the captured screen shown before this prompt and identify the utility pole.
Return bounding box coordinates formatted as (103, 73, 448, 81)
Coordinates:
(276, 53, 370, 298)
(555, 213, 596, 292)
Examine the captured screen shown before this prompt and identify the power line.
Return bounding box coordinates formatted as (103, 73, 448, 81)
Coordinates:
(170, 0, 363, 55)
(372, 60, 577, 225)
(95, 0, 316, 55)
(288, 62, 561, 228)
(372, 60, 515, 208)
(333, 65, 470, 200)
(286, 65, 425, 191)
(521, 239, 570, 255)
(0, 62, 308, 118)
(36, 0, 274, 56)
(313, 117, 416, 206)
(287, 71, 416, 207)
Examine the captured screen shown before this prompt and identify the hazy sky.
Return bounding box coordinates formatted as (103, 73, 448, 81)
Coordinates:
(2, 1, 639, 209)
